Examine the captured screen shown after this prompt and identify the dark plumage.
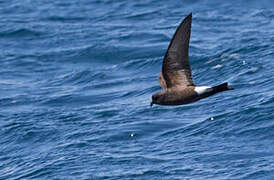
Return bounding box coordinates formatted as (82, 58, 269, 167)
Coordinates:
(151, 13, 233, 106)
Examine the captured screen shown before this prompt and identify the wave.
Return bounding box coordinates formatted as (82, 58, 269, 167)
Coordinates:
(0, 28, 44, 38)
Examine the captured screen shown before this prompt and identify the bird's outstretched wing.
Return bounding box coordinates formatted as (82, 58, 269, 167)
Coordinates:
(158, 72, 167, 91)
(160, 13, 194, 90)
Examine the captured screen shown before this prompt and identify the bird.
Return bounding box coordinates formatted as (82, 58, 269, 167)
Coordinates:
(150, 13, 233, 107)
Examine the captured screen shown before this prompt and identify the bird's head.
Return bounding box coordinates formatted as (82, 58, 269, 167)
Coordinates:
(151, 92, 164, 107)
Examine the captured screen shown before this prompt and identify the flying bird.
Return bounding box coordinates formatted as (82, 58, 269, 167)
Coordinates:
(151, 13, 233, 106)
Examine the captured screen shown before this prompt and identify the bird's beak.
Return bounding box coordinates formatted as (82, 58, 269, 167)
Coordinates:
(150, 102, 153, 107)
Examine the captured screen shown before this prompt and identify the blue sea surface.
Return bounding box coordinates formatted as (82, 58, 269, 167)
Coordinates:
(1, 0, 274, 179)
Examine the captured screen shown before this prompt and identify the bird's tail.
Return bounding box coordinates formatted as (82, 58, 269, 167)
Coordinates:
(212, 82, 234, 93)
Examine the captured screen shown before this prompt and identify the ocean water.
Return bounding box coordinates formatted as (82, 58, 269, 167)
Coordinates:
(1, 0, 274, 179)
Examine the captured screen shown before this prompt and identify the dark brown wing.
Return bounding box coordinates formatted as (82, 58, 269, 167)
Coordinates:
(161, 13, 194, 89)
(158, 72, 167, 91)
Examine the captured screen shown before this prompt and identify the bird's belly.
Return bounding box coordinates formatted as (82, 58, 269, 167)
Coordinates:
(161, 93, 199, 105)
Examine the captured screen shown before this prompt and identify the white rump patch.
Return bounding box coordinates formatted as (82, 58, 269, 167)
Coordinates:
(195, 86, 212, 95)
